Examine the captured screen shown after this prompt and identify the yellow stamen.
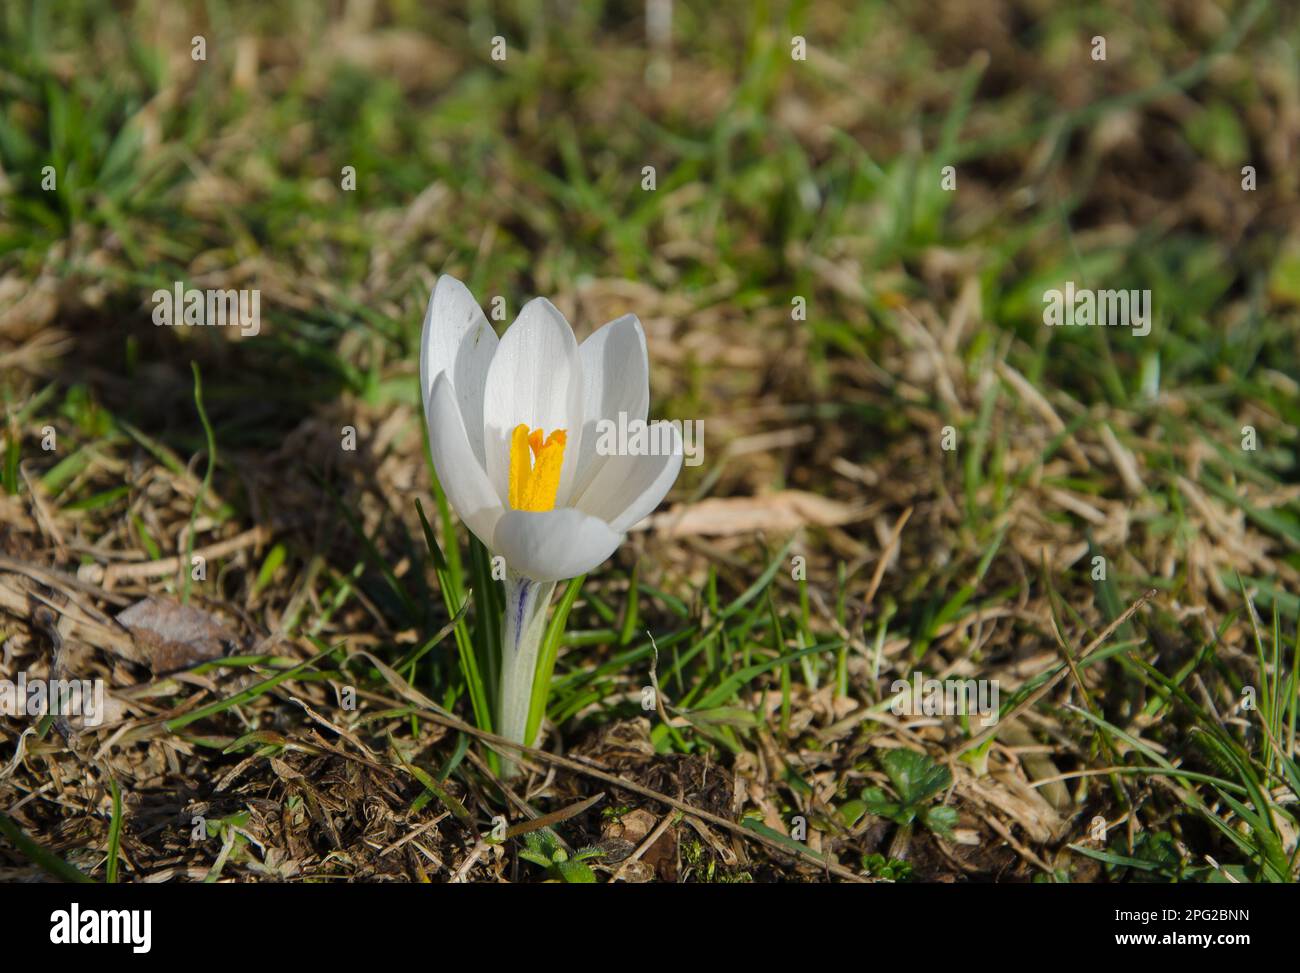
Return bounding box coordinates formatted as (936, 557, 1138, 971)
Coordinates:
(508, 425, 532, 510)
(508, 423, 567, 512)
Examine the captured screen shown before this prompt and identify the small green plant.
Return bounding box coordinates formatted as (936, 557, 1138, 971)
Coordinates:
(842, 749, 958, 859)
(681, 839, 753, 883)
(517, 828, 604, 883)
(202, 810, 254, 883)
(600, 804, 632, 825)
(862, 852, 913, 881)
(1112, 831, 1219, 882)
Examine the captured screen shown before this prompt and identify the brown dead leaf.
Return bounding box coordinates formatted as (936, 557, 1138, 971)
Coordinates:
(113, 597, 236, 673)
(652, 490, 865, 537)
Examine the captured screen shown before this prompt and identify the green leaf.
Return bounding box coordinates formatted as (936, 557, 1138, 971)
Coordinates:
(882, 749, 951, 806)
(526, 574, 585, 747)
(923, 805, 958, 838)
(553, 857, 598, 883)
(839, 799, 868, 828)
(106, 777, 123, 883)
(0, 812, 93, 883)
(860, 786, 906, 824)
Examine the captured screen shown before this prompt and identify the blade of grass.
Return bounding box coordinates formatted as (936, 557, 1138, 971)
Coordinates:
(0, 812, 93, 883)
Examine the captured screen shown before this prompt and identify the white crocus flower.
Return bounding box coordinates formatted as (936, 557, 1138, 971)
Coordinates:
(420, 274, 682, 760)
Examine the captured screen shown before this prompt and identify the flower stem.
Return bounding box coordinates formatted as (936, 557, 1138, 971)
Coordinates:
(497, 571, 555, 776)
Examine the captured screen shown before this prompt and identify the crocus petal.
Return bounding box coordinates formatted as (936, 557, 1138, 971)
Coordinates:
(576, 420, 683, 533)
(419, 275, 498, 467)
(569, 314, 650, 501)
(482, 298, 584, 507)
(426, 372, 504, 547)
(494, 508, 623, 582)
